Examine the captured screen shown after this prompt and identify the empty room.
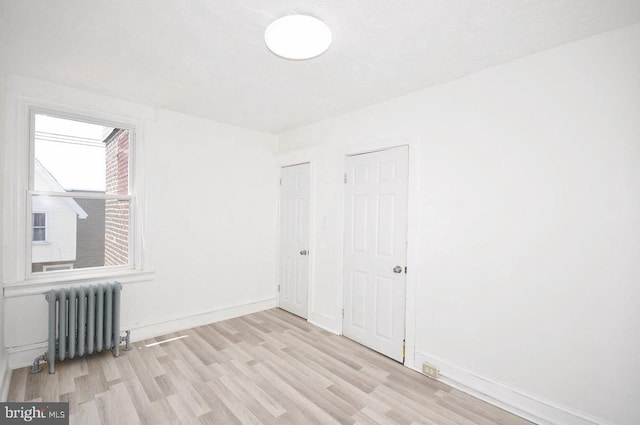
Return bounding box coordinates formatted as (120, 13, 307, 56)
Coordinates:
(0, 1, 638, 424)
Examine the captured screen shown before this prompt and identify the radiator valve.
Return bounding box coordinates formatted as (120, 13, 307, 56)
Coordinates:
(121, 330, 132, 351)
(30, 353, 46, 374)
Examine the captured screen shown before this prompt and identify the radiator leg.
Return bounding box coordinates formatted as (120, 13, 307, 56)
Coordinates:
(113, 283, 121, 357)
(47, 290, 58, 374)
(30, 354, 45, 374)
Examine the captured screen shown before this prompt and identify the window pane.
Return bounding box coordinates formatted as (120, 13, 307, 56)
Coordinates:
(31, 195, 130, 273)
(33, 228, 46, 242)
(104, 198, 130, 266)
(33, 212, 46, 227)
(34, 114, 129, 195)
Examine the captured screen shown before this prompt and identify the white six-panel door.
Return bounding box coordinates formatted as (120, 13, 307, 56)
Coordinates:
(343, 146, 408, 361)
(278, 163, 310, 319)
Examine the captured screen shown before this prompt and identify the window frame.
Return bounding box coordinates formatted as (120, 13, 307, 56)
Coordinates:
(31, 212, 47, 243)
(2, 76, 154, 293)
(28, 108, 135, 277)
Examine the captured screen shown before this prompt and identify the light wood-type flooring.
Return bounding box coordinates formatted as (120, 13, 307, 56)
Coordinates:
(8, 308, 533, 425)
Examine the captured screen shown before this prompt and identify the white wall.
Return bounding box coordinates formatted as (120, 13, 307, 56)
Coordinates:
(122, 108, 278, 332)
(2, 79, 278, 368)
(278, 23, 640, 425)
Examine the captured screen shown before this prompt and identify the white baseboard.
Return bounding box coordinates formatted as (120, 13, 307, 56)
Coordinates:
(7, 342, 47, 370)
(127, 298, 277, 342)
(308, 310, 341, 335)
(0, 353, 11, 401)
(7, 298, 277, 370)
(413, 351, 612, 425)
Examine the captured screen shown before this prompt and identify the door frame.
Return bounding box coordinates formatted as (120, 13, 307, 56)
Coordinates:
(275, 157, 315, 321)
(340, 137, 420, 368)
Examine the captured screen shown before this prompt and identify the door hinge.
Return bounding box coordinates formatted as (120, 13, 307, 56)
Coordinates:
(277, 284, 280, 292)
(402, 339, 406, 360)
(404, 266, 407, 274)
(344, 173, 347, 184)
(342, 308, 344, 319)
(279, 178, 282, 186)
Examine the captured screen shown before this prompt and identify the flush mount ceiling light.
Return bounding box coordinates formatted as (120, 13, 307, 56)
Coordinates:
(265, 14, 332, 60)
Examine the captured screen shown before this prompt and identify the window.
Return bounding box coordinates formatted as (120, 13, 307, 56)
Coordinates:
(2, 78, 152, 289)
(29, 112, 133, 274)
(32, 212, 47, 242)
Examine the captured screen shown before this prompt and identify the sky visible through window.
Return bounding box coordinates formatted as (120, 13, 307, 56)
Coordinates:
(35, 114, 113, 192)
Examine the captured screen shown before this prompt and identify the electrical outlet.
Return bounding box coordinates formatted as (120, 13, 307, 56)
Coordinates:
(422, 362, 439, 380)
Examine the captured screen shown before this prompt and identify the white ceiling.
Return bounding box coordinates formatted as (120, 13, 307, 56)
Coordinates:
(1, 1, 639, 133)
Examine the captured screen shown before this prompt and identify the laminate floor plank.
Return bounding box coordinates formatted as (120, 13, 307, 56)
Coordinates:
(100, 351, 122, 382)
(230, 358, 313, 424)
(180, 330, 219, 366)
(7, 308, 534, 425)
(95, 381, 140, 425)
(439, 389, 533, 425)
(254, 343, 335, 389)
(259, 358, 355, 425)
(71, 400, 100, 425)
(123, 378, 155, 425)
(384, 408, 416, 425)
(144, 398, 181, 425)
(7, 366, 27, 401)
(373, 382, 476, 425)
(239, 314, 275, 335)
(154, 372, 178, 397)
(23, 365, 50, 401)
(216, 373, 280, 424)
(190, 380, 243, 425)
(126, 346, 165, 402)
(206, 377, 267, 425)
(251, 361, 342, 425)
(192, 325, 228, 352)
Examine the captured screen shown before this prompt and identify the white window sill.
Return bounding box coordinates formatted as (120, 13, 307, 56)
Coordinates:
(3, 269, 155, 298)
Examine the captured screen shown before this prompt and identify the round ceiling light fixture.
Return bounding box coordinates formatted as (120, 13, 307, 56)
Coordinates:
(265, 14, 332, 60)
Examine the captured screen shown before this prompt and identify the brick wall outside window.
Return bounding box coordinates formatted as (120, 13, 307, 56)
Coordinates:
(104, 129, 129, 266)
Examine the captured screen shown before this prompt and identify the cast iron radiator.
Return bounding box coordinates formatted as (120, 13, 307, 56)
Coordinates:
(32, 282, 130, 374)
